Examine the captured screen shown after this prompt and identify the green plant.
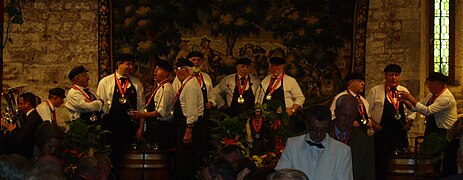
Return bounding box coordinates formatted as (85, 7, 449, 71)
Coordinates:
(58, 119, 111, 177)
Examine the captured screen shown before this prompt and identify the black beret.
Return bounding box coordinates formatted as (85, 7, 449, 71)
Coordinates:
(345, 72, 364, 82)
(186, 51, 204, 59)
(236, 57, 252, 65)
(176, 58, 194, 67)
(427, 72, 448, 83)
(68, 65, 89, 80)
(384, 64, 402, 74)
(269, 57, 286, 65)
(49, 88, 66, 98)
(156, 60, 173, 72)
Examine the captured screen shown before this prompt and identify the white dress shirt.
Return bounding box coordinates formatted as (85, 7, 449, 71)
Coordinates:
(149, 82, 174, 121)
(65, 85, 103, 119)
(330, 90, 370, 120)
(36, 100, 55, 122)
(214, 73, 260, 108)
(96, 72, 145, 114)
(366, 84, 416, 123)
(412, 88, 457, 129)
(173, 71, 216, 107)
(174, 76, 204, 124)
(255, 74, 305, 108)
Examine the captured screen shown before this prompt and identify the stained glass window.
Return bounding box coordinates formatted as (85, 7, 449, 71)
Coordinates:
(431, 0, 453, 78)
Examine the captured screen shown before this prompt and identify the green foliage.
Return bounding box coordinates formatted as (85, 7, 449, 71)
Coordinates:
(59, 119, 111, 177)
(420, 133, 449, 155)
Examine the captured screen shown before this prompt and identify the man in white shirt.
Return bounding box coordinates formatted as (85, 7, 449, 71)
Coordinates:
(65, 65, 103, 125)
(399, 72, 458, 177)
(255, 57, 305, 116)
(96, 54, 145, 176)
(365, 64, 415, 180)
(171, 58, 204, 179)
(133, 60, 174, 150)
(214, 57, 260, 117)
(330, 72, 371, 134)
(36, 88, 66, 126)
(276, 105, 353, 180)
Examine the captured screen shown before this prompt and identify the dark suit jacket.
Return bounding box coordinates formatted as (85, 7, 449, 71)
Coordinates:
(330, 126, 376, 180)
(7, 109, 43, 158)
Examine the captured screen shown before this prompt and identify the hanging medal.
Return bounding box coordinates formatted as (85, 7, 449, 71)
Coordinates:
(236, 75, 248, 104)
(266, 74, 284, 101)
(385, 86, 401, 120)
(252, 116, 262, 139)
(115, 74, 129, 104)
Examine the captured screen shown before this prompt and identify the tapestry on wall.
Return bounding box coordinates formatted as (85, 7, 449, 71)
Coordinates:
(98, 0, 369, 107)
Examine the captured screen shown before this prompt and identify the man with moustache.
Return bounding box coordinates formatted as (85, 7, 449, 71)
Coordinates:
(133, 60, 174, 150)
(330, 72, 371, 134)
(214, 57, 260, 117)
(366, 64, 415, 180)
(399, 72, 458, 177)
(171, 58, 204, 179)
(276, 105, 353, 180)
(330, 95, 375, 180)
(255, 57, 305, 133)
(96, 54, 145, 175)
(65, 65, 104, 125)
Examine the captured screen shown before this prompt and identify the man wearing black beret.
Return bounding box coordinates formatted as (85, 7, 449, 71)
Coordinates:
(330, 72, 372, 134)
(365, 64, 415, 180)
(133, 60, 175, 150)
(255, 56, 305, 117)
(399, 71, 458, 177)
(36, 87, 66, 126)
(96, 54, 145, 177)
(171, 58, 204, 179)
(214, 57, 261, 117)
(65, 65, 104, 125)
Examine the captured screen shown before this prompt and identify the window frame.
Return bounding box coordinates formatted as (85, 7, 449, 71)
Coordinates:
(428, 0, 455, 84)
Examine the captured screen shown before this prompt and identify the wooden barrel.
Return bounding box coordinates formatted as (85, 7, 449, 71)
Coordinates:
(386, 153, 440, 180)
(120, 149, 170, 180)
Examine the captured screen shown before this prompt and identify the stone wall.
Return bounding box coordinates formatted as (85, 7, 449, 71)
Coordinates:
(3, 0, 98, 100)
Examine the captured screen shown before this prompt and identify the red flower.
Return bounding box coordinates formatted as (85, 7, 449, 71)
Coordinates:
(223, 135, 240, 146)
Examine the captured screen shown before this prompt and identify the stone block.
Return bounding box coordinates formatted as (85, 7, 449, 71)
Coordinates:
(369, 0, 383, 9)
(80, 12, 97, 21)
(402, 20, 420, 33)
(395, 8, 419, 20)
(3, 63, 23, 80)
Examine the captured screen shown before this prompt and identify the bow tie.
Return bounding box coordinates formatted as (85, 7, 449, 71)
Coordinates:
(306, 140, 324, 149)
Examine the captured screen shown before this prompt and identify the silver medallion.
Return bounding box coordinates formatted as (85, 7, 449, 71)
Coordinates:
(394, 113, 401, 120)
(143, 107, 148, 112)
(255, 133, 260, 139)
(266, 94, 272, 100)
(170, 111, 174, 116)
(237, 95, 245, 104)
(119, 97, 126, 104)
(89, 114, 98, 122)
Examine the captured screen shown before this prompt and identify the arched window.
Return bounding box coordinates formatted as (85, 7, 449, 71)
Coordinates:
(429, 0, 455, 83)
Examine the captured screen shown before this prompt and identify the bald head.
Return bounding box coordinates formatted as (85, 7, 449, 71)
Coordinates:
(334, 95, 359, 132)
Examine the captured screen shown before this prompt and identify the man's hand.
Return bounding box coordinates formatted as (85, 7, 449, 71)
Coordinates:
(135, 127, 143, 140)
(353, 121, 360, 127)
(183, 127, 193, 144)
(371, 121, 382, 132)
(205, 102, 214, 110)
(286, 108, 294, 117)
(5, 123, 17, 134)
(403, 119, 413, 131)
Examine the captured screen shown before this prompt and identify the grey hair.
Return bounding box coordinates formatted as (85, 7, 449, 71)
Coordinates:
(335, 94, 358, 110)
(267, 168, 309, 180)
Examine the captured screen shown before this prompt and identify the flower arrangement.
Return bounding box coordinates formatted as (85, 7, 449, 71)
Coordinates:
(211, 100, 294, 168)
(58, 119, 111, 177)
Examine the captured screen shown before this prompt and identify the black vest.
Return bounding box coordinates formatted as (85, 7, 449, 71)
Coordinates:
(263, 78, 286, 111)
(227, 76, 255, 116)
